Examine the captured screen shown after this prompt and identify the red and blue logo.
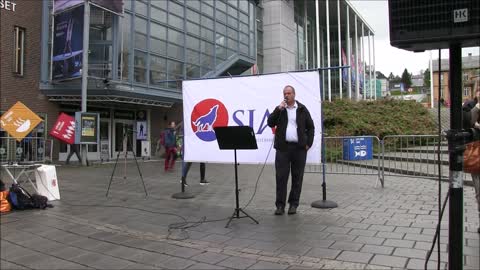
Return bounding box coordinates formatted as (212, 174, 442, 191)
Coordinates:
(191, 99, 229, 142)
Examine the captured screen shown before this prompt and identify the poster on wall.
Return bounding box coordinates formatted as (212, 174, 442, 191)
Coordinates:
(52, 5, 84, 81)
(141, 141, 150, 158)
(183, 71, 322, 164)
(75, 112, 99, 144)
(136, 121, 147, 140)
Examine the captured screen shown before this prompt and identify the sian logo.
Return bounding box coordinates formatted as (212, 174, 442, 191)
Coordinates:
(191, 99, 228, 142)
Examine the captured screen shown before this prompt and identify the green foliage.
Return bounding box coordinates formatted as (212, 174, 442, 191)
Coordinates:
(401, 68, 413, 88)
(423, 68, 431, 88)
(322, 99, 436, 138)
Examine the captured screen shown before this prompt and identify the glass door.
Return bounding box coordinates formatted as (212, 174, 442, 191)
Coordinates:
(113, 121, 135, 158)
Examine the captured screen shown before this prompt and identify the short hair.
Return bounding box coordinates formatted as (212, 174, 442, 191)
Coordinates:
(284, 85, 296, 94)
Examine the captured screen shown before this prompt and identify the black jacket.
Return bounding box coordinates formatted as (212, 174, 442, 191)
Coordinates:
(267, 101, 315, 151)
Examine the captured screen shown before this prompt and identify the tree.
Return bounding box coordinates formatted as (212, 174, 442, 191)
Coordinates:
(388, 72, 395, 80)
(401, 68, 412, 88)
(376, 71, 387, 79)
(423, 68, 431, 88)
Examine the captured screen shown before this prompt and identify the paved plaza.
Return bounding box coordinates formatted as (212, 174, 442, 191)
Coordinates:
(1, 160, 479, 269)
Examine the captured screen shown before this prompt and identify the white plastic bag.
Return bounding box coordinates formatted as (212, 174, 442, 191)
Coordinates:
(35, 165, 60, 201)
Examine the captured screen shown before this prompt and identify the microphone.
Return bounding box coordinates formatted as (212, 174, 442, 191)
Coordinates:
(284, 97, 288, 108)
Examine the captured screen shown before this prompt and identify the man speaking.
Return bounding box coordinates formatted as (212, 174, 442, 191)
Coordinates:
(267, 85, 315, 215)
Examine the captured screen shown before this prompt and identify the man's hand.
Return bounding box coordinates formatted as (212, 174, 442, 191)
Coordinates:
(278, 100, 287, 110)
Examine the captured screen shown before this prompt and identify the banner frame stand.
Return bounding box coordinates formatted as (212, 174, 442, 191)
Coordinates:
(311, 67, 343, 209)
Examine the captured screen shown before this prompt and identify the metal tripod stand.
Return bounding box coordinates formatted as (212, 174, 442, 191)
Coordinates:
(106, 129, 147, 197)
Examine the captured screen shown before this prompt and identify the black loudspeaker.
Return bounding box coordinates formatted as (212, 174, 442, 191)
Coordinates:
(388, 0, 480, 52)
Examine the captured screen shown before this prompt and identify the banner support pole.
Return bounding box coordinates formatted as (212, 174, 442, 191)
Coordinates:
(80, 0, 90, 166)
(311, 70, 338, 209)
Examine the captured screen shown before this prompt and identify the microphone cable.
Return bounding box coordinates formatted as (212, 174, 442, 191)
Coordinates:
(243, 138, 275, 209)
(29, 169, 230, 241)
(28, 129, 276, 241)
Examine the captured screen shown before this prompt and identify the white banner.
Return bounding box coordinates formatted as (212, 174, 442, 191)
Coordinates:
(183, 71, 322, 164)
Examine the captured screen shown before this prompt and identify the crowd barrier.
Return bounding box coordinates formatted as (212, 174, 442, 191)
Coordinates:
(305, 134, 469, 187)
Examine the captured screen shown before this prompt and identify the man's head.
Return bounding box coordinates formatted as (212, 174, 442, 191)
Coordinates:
(475, 89, 480, 101)
(169, 121, 176, 128)
(283, 85, 296, 105)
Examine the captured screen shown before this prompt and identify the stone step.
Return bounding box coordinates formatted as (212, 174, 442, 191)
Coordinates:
(374, 152, 449, 165)
(337, 158, 473, 186)
(397, 145, 448, 154)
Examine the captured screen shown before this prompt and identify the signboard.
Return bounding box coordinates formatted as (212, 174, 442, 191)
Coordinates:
(136, 121, 147, 140)
(75, 112, 99, 144)
(183, 71, 322, 164)
(0, 0, 17, 12)
(136, 110, 147, 121)
(343, 137, 373, 161)
(52, 5, 84, 81)
(49, 113, 76, 144)
(141, 141, 150, 158)
(114, 110, 135, 120)
(100, 139, 109, 161)
(0, 102, 43, 141)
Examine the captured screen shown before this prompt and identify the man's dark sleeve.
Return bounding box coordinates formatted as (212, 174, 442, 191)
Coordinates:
(267, 107, 281, 128)
(305, 108, 315, 147)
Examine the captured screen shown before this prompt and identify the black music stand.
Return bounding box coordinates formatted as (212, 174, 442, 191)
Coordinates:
(214, 126, 260, 228)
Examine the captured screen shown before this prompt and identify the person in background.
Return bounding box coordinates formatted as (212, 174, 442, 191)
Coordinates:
(469, 101, 480, 233)
(463, 89, 480, 110)
(66, 144, 83, 165)
(181, 162, 208, 186)
(267, 85, 315, 215)
(163, 121, 177, 171)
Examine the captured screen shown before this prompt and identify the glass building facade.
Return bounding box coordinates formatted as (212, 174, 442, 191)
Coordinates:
(40, 0, 257, 104)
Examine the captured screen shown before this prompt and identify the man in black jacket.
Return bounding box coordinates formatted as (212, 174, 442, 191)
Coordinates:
(267, 85, 315, 215)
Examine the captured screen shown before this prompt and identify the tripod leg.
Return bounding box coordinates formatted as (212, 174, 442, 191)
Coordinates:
(239, 208, 259, 224)
(131, 150, 148, 197)
(225, 209, 237, 228)
(126, 131, 148, 197)
(106, 150, 123, 197)
(123, 145, 128, 180)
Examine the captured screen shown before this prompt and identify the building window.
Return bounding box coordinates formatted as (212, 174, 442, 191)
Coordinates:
(464, 87, 470, 97)
(13, 26, 25, 76)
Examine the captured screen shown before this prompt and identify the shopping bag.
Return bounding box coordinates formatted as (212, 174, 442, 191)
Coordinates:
(35, 165, 61, 201)
(463, 141, 480, 174)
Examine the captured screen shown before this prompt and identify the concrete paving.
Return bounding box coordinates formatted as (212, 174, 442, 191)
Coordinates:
(1, 160, 479, 269)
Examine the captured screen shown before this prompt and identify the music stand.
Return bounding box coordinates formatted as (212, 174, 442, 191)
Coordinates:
(214, 126, 260, 228)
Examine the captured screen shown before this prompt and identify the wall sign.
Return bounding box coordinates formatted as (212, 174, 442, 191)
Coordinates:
(75, 112, 99, 144)
(0, 0, 17, 12)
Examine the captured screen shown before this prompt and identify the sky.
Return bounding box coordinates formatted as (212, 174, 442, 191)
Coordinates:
(349, 0, 480, 77)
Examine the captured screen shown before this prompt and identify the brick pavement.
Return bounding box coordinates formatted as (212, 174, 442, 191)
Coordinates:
(1, 161, 478, 269)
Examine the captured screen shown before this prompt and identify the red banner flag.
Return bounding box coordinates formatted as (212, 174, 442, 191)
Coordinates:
(50, 113, 76, 144)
